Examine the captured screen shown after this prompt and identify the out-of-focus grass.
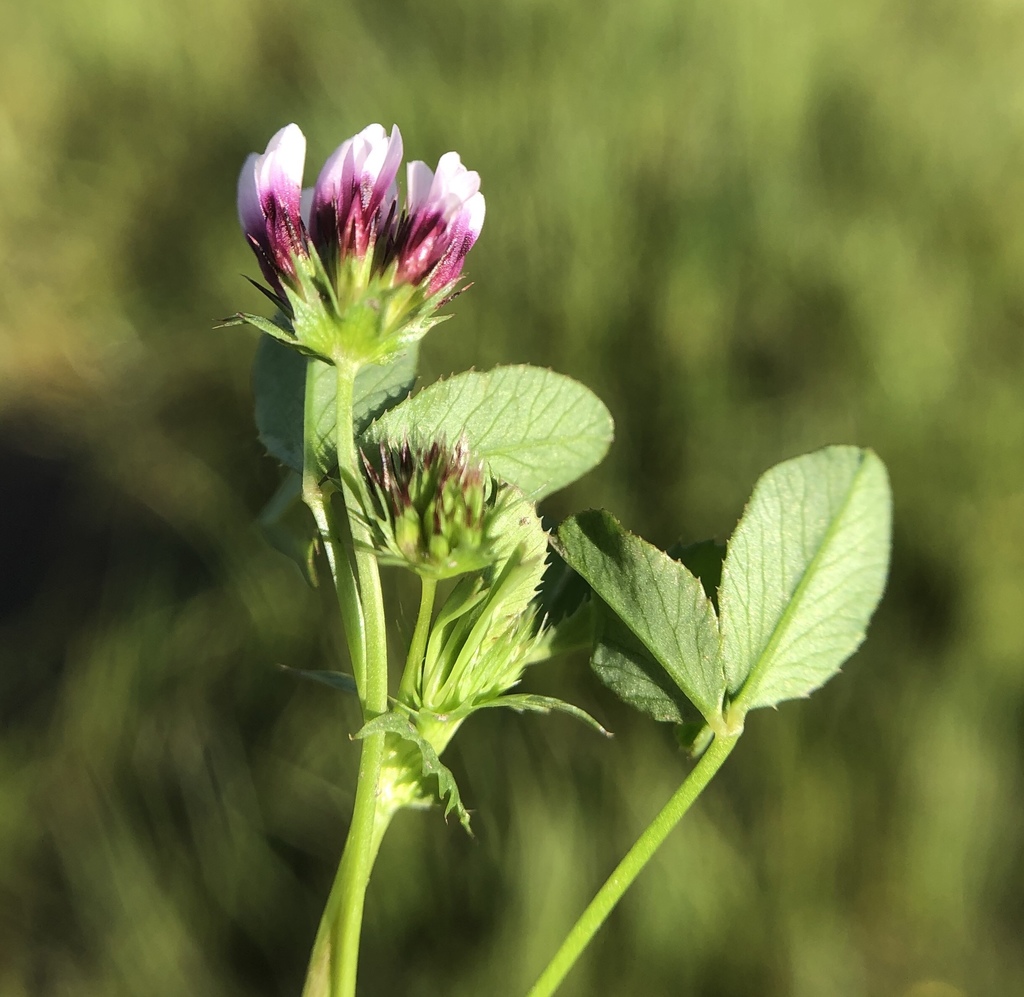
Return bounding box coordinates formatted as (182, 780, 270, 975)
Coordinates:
(2, 1, 1023, 994)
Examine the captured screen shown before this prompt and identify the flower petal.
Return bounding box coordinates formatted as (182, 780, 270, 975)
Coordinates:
(310, 123, 405, 260)
(406, 160, 435, 215)
(379, 125, 404, 197)
(463, 191, 486, 241)
(396, 149, 484, 290)
(257, 123, 306, 218)
(237, 152, 263, 236)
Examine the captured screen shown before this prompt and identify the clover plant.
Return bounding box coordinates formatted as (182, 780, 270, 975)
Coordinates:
(227, 122, 892, 997)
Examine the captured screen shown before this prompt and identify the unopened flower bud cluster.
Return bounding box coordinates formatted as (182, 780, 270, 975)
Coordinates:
(361, 437, 505, 580)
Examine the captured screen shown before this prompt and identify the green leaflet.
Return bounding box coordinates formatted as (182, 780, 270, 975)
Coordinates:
(556, 510, 725, 725)
(719, 446, 892, 712)
(361, 365, 613, 500)
(591, 609, 695, 725)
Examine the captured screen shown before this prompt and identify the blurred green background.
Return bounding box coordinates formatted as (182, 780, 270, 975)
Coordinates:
(2, 0, 1022, 994)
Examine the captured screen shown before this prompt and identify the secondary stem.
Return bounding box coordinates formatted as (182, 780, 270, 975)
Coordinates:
(398, 576, 437, 702)
(526, 732, 741, 997)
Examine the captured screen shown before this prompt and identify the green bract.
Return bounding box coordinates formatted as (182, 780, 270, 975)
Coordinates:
(357, 713, 473, 832)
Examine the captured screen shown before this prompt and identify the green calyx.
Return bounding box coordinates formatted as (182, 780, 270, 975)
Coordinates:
(227, 244, 451, 369)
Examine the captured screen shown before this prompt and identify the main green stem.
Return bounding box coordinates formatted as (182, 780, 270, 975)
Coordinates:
(300, 362, 365, 689)
(526, 732, 741, 997)
(301, 360, 392, 997)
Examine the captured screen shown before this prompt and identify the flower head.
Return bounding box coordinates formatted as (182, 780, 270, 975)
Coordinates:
(413, 484, 549, 733)
(232, 123, 485, 366)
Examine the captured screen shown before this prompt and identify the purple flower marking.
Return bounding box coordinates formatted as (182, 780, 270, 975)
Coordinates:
(394, 152, 486, 293)
(237, 124, 308, 293)
(309, 124, 404, 263)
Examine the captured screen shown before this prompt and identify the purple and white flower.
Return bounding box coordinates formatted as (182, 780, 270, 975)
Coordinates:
(309, 124, 404, 264)
(237, 123, 308, 293)
(393, 152, 486, 293)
